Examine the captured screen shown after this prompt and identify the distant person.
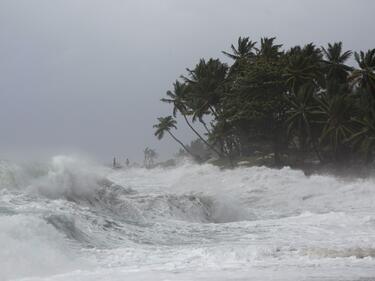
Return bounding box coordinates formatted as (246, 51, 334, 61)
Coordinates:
(126, 158, 130, 167)
(113, 157, 117, 168)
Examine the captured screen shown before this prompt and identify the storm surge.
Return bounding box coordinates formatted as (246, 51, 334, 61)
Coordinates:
(1, 156, 375, 281)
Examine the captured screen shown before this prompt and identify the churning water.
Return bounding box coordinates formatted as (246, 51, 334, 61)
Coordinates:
(1, 155, 375, 281)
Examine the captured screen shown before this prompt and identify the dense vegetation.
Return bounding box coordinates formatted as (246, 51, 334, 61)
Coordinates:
(154, 37, 375, 168)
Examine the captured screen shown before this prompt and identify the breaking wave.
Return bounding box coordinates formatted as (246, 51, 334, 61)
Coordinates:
(1, 155, 375, 280)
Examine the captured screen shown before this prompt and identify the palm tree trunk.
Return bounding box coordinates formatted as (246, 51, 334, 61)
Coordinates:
(273, 140, 281, 166)
(311, 140, 322, 162)
(182, 113, 223, 158)
(305, 121, 322, 163)
(209, 105, 220, 120)
(200, 119, 211, 135)
(365, 149, 373, 165)
(273, 129, 283, 167)
(167, 130, 200, 161)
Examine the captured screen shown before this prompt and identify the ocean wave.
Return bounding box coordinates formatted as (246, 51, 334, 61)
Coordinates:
(1, 155, 375, 280)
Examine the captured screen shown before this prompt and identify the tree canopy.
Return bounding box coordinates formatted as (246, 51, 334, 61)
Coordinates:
(155, 37, 375, 167)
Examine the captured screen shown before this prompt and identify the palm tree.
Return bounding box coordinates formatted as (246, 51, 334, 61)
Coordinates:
(321, 42, 352, 83)
(158, 36, 375, 167)
(222, 37, 257, 60)
(257, 37, 283, 60)
(143, 147, 158, 168)
(181, 58, 229, 158)
(182, 58, 228, 116)
(161, 80, 222, 157)
(285, 84, 322, 161)
(316, 94, 356, 162)
(350, 49, 375, 98)
(223, 37, 258, 81)
(153, 116, 198, 159)
(346, 106, 375, 163)
(284, 43, 323, 93)
(148, 148, 158, 166)
(143, 147, 150, 167)
(161, 80, 188, 117)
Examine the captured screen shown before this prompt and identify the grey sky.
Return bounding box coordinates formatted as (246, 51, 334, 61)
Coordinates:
(0, 0, 374, 163)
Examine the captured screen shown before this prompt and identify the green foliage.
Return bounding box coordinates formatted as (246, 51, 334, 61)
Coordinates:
(351, 49, 375, 98)
(316, 94, 357, 161)
(286, 84, 319, 145)
(161, 81, 188, 117)
(257, 37, 283, 60)
(153, 116, 199, 160)
(347, 101, 375, 163)
(222, 36, 257, 61)
(228, 59, 286, 134)
(322, 42, 352, 84)
(153, 116, 177, 140)
(181, 58, 228, 119)
(284, 43, 323, 92)
(156, 37, 375, 166)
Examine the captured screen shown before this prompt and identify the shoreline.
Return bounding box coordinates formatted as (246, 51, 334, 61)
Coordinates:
(207, 157, 375, 179)
(152, 156, 375, 179)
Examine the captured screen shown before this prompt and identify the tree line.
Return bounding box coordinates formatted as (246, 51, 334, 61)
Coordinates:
(154, 37, 375, 167)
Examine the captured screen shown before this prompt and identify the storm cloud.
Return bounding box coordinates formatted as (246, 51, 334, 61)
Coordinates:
(0, 0, 374, 163)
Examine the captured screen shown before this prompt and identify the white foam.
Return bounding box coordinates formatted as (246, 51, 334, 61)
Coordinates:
(2, 156, 375, 281)
(0, 214, 81, 280)
(25, 155, 110, 200)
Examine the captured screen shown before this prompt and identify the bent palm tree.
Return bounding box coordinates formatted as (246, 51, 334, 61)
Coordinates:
(161, 81, 188, 117)
(153, 116, 198, 160)
(161, 80, 222, 157)
(182, 58, 228, 114)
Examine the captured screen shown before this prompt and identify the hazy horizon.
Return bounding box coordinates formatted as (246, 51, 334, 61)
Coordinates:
(1, 0, 374, 163)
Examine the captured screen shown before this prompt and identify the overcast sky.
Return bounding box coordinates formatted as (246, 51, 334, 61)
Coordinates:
(0, 0, 374, 164)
